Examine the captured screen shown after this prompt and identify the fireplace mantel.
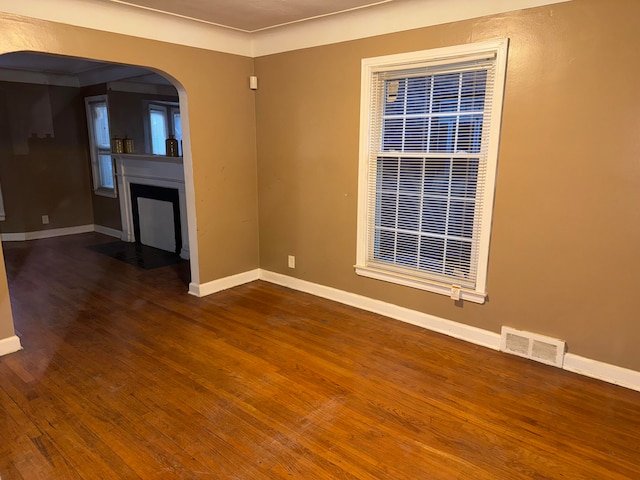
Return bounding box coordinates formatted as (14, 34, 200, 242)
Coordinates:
(114, 154, 189, 259)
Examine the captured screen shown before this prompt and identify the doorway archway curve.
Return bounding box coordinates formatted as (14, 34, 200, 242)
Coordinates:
(0, 48, 199, 350)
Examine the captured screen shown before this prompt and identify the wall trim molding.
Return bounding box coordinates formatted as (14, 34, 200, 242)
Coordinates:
(188, 268, 261, 297)
(252, 0, 570, 57)
(0, 224, 125, 241)
(0, 335, 22, 357)
(0, 0, 571, 57)
(563, 354, 640, 393)
(0, 0, 253, 57)
(1, 224, 94, 241)
(93, 225, 122, 239)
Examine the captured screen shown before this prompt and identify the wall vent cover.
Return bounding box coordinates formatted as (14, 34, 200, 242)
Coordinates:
(500, 326, 565, 368)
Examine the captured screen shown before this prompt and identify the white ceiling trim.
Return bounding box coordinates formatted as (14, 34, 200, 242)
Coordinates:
(0, 0, 571, 58)
(0, 0, 253, 57)
(253, 0, 572, 57)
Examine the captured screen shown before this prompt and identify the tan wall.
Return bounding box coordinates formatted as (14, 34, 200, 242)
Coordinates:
(0, 13, 260, 341)
(0, 82, 94, 233)
(255, 0, 640, 371)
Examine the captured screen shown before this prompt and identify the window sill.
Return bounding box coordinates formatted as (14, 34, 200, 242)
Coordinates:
(354, 264, 486, 304)
(94, 187, 117, 199)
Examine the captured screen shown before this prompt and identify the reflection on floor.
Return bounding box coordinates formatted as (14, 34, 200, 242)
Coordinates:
(88, 240, 187, 270)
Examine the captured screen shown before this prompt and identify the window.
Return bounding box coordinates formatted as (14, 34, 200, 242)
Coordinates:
(355, 40, 509, 304)
(147, 102, 182, 156)
(85, 95, 116, 197)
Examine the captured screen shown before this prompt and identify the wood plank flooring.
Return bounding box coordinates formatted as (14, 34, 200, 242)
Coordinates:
(1, 232, 639, 479)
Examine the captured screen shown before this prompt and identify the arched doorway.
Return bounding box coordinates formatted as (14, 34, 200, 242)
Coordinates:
(0, 51, 199, 353)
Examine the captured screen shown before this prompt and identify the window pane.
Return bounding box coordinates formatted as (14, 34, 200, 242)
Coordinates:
(447, 199, 476, 238)
(150, 109, 168, 155)
(403, 117, 430, 152)
(91, 102, 110, 149)
(376, 156, 399, 192)
(398, 158, 423, 193)
(444, 239, 472, 277)
(423, 159, 451, 196)
(172, 112, 182, 137)
(456, 114, 484, 154)
(405, 76, 430, 115)
(98, 154, 114, 189)
(460, 70, 487, 112)
(171, 108, 182, 156)
(431, 73, 461, 113)
(419, 236, 445, 272)
(382, 118, 404, 151)
(430, 115, 458, 152)
(396, 232, 419, 268)
(383, 79, 405, 116)
(451, 159, 479, 199)
(374, 229, 396, 263)
(377, 193, 398, 229)
(421, 197, 447, 235)
(397, 194, 420, 231)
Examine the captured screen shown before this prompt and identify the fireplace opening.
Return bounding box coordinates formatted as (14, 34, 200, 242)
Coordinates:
(130, 183, 181, 254)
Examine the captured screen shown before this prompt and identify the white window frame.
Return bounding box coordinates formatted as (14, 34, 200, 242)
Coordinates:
(145, 101, 181, 156)
(84, 95, 116, 198)
(355, 39, 509, 304)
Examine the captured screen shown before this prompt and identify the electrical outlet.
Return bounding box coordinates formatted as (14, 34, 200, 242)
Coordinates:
(288, 255, 295, 269)
(42, 215, 49, 225)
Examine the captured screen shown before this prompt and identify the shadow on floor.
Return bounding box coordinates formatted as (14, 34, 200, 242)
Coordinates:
(87, 241, 187, 270)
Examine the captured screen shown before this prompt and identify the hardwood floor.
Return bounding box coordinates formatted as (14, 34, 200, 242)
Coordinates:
(1, 233, 639, 479)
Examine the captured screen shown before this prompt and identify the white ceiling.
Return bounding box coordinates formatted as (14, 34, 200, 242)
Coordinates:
(97, 0, 395, 32)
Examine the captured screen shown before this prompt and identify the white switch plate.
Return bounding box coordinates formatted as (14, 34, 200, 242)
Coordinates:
(42, 215, 49, 224)
(288, 255, 295, 268)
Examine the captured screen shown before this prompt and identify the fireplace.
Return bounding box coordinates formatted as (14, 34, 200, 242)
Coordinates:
(114, 154, 189, 259)
(130, 183, 182, 254)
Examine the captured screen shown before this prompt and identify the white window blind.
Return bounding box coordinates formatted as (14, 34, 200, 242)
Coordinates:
(356, 40, 508, 303)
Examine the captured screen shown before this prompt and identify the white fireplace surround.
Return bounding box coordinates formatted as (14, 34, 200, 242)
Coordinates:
(114, 154, 189, 259)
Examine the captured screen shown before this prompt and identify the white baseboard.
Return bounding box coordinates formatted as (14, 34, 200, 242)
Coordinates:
(93, 225, 122, 238)
(1, 224, 123, 242)
(564, 354, 640, 393)
(188, 268, 260, 297)
(260, 269, 501, 350)
(1, 224, 94, 241)
(0, 335, 22, 357)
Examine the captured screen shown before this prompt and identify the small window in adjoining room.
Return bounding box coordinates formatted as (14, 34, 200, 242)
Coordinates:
(147, 102, 182, 156)
(85, 95, 116, 197)
(355, 39, 509, 304)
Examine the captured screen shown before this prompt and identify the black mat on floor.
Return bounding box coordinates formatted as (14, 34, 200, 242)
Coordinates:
(88, 241, 187, 270)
